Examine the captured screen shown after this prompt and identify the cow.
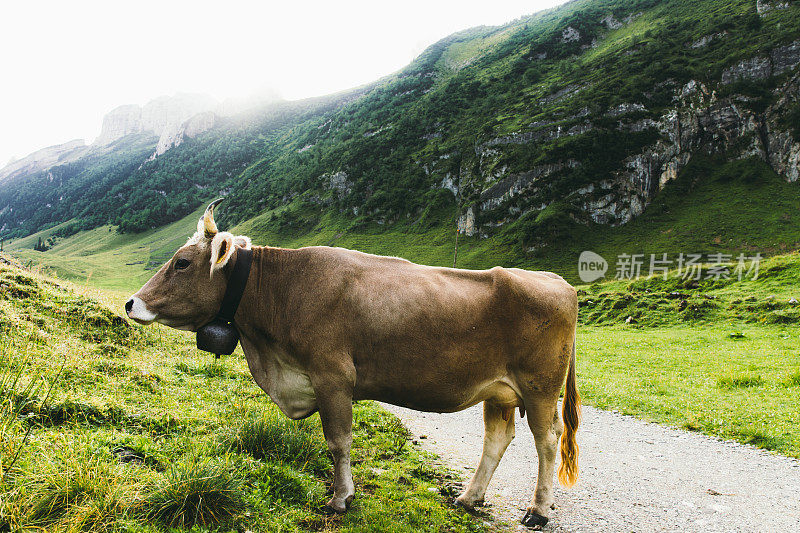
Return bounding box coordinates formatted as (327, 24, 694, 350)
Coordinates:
(125, 200, 580, 528)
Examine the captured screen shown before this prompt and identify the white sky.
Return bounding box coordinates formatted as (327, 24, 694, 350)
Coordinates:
(0, 0, 567, 165)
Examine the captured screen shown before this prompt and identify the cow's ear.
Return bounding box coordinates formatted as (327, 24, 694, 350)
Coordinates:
(210, 232, 235, 272)
(233, 235, 251, 250)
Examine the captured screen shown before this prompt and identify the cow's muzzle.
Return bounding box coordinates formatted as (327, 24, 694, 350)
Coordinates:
(125, 296, 157, 324)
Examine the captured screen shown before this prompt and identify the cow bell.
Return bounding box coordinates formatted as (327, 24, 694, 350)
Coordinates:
(196, 319, 239, 356)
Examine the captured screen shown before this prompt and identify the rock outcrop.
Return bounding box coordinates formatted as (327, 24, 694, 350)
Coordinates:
(757, 1, 790, 16)
(153, 111, 217, 158)
(453, 45, 800, 234)
(721, 40, 800, 83)
(323, 171, 354, 200)
(0, 139, 87, 183)
(576, 75, 800, 224)
(94, 105, 143, 145)
(95, 93, 218, 159)
(457, 207, 476, 236)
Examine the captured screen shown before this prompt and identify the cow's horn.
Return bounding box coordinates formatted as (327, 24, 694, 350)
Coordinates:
(203, 198, 224, 238)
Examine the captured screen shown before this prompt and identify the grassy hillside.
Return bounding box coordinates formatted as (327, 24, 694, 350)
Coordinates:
(0, 258, 486, 532)
(8, 154, 800, 295)
(5, 206, 206, 292)
(232, 155, 800, 282)
(575, 250, 800, 456)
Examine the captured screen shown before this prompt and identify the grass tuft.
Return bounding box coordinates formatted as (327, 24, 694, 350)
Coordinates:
(248, 461, 325, 506)
(741, 430, 781, 451)
(26, 447, 137, 530)
(175, 360, 235, 379)
(231, 410, 330, 474)
(141, 459, 245, 528)
(717, 374, 764, 389)
(781, 370, 800, 388)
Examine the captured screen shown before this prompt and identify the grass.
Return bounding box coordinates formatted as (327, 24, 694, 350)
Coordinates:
(782, 370, 800, 388)
(570, 246, 800, 456)
(577, 323, 800, 457)
(0, 259, 487, 532)
(25, 443, 139, 530)
(231, 410, 330, 474)
(4, 204, 206, 292)
(142, 459, 246, 528)
(716, 374, 764, 389)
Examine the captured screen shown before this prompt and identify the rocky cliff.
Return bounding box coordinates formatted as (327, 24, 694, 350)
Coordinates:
(95, 92, 284, 160)
(0, 139, 88, 183)
(448, 39, 800, 237)
(152, 110, 217, 158)
(94, 93, 218, 159)
(94, 104, 144, 145)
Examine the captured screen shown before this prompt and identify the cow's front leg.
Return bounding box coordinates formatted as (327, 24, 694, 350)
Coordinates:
(314, 380, 355, 513)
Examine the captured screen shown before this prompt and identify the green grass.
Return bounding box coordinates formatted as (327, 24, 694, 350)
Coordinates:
(141, 459, 246, 528)
(716, 374, 764, 389)
(0, 261, 486, 532)
(577, 323, 800, 456)
(4, 204, 206, 292)
(230, 410, 330, 474)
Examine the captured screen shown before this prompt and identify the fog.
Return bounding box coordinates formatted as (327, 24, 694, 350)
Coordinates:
(0, 0, 568, 165)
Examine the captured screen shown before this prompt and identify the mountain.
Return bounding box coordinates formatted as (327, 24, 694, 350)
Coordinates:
(2, 0, 800, 275)
(0, 139, 88, 183)
(93, 92, 275, 159)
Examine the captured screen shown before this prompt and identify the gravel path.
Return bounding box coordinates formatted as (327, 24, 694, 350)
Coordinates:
(381, 403, 800, 532)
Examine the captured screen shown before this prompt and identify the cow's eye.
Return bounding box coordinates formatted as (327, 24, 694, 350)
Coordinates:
(175, 258, 191, 270)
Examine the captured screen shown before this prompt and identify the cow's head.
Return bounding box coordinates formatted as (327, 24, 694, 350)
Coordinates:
(125, 199, 251, 331)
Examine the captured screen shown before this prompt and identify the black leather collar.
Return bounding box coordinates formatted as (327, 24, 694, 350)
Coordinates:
(216, 247, 253, 325)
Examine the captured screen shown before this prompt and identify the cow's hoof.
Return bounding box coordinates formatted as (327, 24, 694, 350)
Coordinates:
(324, 495, 352, 514)
(454, 494, 483, 510)
(521, 510, 548, 529)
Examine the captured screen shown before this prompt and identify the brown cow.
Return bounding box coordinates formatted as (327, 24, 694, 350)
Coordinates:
(126, 201, 580, 528)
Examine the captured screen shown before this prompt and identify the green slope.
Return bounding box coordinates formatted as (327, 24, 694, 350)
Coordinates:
(5, 206, 204, 292)
(234, 155, 800, 283)
(10, 154, 800, 294)
(0, 261, 487, 532)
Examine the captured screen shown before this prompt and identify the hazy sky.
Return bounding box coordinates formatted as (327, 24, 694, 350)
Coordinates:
(0, 0, 567, 165)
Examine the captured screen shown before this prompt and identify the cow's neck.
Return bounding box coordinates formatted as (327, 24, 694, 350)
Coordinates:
(233, 245, 293, 346)
(231, 245, 318, 418)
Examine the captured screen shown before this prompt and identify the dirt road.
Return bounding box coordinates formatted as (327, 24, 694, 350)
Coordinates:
(381, 403, 800, 532)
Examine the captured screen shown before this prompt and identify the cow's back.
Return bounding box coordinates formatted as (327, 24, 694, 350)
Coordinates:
(285, 247, 576, 411)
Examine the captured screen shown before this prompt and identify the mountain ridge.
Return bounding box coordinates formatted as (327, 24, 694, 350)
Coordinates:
(1, 0, 799, 271)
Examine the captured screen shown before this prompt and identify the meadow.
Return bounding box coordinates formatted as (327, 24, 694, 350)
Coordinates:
(2, 190, 800, 530)
(0, 260, 485, 532)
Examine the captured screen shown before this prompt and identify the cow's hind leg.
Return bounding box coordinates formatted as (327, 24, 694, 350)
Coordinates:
(455, 401, 515, 509)
(521, 398, 562, 529)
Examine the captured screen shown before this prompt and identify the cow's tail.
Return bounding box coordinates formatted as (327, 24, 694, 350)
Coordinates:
(558, 336, 580, 488)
